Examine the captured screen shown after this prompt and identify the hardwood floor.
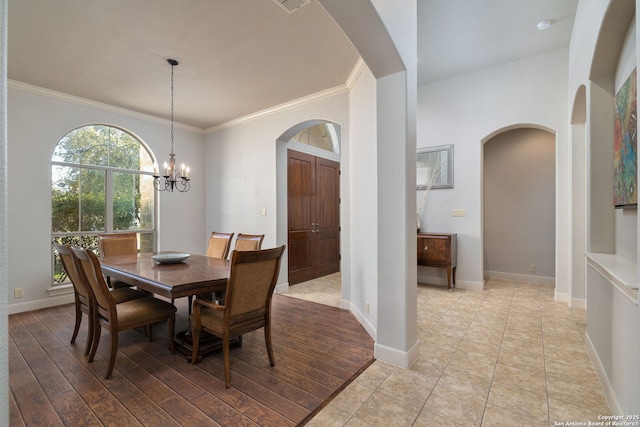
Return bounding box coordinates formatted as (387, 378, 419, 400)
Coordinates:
(9, 294, 374, 426)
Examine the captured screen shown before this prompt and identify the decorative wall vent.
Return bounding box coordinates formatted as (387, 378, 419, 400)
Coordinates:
(272, 0, 311, 14)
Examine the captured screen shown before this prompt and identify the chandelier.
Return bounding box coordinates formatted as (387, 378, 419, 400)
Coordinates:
(153, 59, 191, 192)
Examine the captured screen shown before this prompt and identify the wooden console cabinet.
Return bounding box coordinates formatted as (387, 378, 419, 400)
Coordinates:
(417, 233, 457, 291)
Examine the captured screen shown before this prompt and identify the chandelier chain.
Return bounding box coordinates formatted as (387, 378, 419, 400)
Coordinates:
(170, 61, 175, 155)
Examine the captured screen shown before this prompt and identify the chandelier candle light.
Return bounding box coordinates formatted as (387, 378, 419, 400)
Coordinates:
(153, 59, 191, 192)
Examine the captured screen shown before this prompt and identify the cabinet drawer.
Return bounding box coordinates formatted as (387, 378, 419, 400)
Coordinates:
(418, 237, 449, 263)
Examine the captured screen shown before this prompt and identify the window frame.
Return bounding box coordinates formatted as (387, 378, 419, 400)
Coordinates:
(51, 124, 158, 287)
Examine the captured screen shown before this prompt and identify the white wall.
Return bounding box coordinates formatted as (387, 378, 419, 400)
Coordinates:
(204, 90, 351, 292)
(484, 128, 556, 280)
(417, 49, 569, 291)
(348, 65, 378, 336)
(7, 84, 207, 313)
(570, 0, 640, 415)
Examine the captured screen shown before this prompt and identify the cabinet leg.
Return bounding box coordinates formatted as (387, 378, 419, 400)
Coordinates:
(446, 267, 452, 292)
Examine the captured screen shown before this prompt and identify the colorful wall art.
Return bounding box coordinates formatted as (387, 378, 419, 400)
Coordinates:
(614, 68, 637, 207)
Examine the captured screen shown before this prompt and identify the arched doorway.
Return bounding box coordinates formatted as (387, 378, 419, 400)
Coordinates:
(483, 126, 556, 284)
(275, 120, 342, 289)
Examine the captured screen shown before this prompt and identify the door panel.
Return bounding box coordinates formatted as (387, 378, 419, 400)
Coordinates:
(288, 152, 316, 284)
(288, 151, 340, 284)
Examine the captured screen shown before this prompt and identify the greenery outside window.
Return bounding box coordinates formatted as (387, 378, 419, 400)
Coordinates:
(51, 125, 156, 285)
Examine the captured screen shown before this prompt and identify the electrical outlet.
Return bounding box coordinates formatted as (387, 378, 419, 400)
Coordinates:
(365, 302, 370, 314)
(529, 265, 536, 273)
(14, 288, 24, 298)
(452, 208, 466, 217)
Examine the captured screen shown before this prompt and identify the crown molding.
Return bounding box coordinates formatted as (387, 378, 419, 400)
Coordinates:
(10, 57, 368, 136)
(8, 80, 204, 134)
(205, 83, 350, 134)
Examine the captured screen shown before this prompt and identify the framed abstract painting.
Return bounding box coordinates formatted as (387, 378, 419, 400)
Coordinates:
(614, 68, 637, 208)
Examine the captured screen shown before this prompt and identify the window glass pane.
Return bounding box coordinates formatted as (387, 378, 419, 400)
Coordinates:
(139, 232, 155, 253)
(52, 125, 110, 166)
(52, 166, 105, 232)
(52, 235, 99, 285)
(109, 127, 154, 170)
(112, 172, 155, 231)
(52, 165, 79, 233)
(291, 123, 337, 152)
(79, 169, 106, 231)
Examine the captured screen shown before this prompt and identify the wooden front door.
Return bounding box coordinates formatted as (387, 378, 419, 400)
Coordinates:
(287, 150, 340, 285)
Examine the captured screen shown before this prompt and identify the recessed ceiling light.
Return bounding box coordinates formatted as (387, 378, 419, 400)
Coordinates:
(537, 19, 553, 31)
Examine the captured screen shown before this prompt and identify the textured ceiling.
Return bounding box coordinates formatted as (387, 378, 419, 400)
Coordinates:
(8, 0, 578, 130)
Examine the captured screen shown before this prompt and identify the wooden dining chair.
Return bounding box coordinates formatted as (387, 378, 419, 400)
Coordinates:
(234, 233, 264, 251)
(206, 232, 234, 259)
(98, 232, 138, 289)
(53, 243, 146, 355)
(72, 247, 177, 379)
(190, 245, 285, 388)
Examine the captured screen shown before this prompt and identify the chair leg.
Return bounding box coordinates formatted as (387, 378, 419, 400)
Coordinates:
(71, 306, 82, 344)
(83, 313, 94, 356)
(191, 326, 200, 364)
(264, 321, 275, 367)
(106, 328, 119, 379)
(223, 335, 231, 388)
(147, 324, 153, 342)
(88, 322, 101, 363)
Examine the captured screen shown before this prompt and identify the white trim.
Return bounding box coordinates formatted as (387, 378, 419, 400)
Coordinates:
(374, 338, 419, 369)
(8, 80, 204, 134)
(586, 253, 639, 305)
(585, 332, 622, 415)
(348, 301, 376, 341)
(9, 294, 74, 315)
(205, 59, 364, 134)
(345, 58, 367, 89)
(275, 281, 290, 294)
(555, 291, 569, 303)
(417, 272, 484, 291)
(570, 297, 586, 310)
(205, 84, 349, 133)
(484, 270, 555, 285)
(47, 283, 74, 297)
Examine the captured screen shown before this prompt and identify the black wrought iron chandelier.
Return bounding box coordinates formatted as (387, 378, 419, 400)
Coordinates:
(153, 59, 191, 192)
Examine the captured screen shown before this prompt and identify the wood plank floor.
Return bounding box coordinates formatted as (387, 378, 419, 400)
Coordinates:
(9, 294, 374, 426)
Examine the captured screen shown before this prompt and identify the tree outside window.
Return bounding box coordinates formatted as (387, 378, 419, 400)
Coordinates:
(51, 125, 156, 285)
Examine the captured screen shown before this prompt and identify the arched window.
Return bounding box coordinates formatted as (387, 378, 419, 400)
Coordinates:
(51, 125, 156, 285)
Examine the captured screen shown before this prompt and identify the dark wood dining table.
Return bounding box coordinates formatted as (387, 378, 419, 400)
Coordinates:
(99, 251, 229, 300)
(99, 251, 230, 361)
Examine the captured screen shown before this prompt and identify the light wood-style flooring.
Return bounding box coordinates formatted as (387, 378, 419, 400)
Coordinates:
(9, 293, 374, 426)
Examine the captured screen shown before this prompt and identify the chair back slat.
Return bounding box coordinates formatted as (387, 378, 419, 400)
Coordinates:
(98, 232, 137, 257)
(206, 232, 234, 259)
(53, 243, 91, 300)
(225, 246, 284, 319)
(234, 234, 264, 251)
(72, 247, 115, 313)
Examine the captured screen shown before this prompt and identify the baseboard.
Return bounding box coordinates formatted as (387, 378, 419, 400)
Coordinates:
(555, 292, 568, 303)
(349, 302, 376, 341)
(275, 281, 290, 294)
(484, 270, 555, 285)
(417, 272, 483, 291)
(585, 332, 621, 414)
(374, 338, 419, 369)
(570, 297, 586, 310)
(9, 294, 75, 315)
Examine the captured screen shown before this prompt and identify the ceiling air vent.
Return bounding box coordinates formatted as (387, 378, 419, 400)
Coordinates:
(272, 0, 311, 14)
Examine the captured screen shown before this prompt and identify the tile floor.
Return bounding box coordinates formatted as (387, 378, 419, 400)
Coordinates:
(284, 275, 611, 427)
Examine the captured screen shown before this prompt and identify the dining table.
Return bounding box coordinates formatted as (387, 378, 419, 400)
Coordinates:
(99, 251, 231, 361)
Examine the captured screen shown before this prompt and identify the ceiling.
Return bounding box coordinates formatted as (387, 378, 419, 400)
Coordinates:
(8, 0, 578, 130)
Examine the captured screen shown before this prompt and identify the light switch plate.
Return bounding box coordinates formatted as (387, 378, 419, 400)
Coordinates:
(452, 209, 466, 217)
